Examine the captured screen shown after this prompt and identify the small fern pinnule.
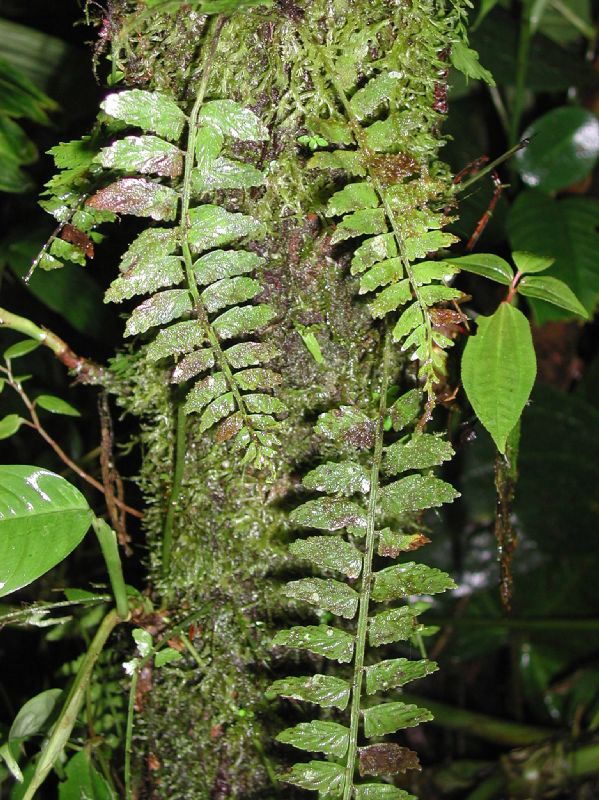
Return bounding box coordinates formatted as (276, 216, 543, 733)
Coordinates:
(268, 342, 458, 798)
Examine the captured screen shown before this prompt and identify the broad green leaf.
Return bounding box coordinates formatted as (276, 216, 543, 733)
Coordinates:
(224, 341, 279, 368)
(515, 106, 599, 192)
(378, 529, 430, 558)
(193, 250, 264, 286)
(441, 253, 513, 285)
(511, 251, 554, 274)
(363, 702, 433, 738)
(358, 744, 421, 777)
(315, 406, 375, 449)
(383, 434, 453, 475)
(284, 578, 359, 618)
(378, 474, 459, 515)
(365, 658, 439, 694)
(308, 149, 367, 176)
(303, 461, 370, 496)
(0, 414, 25, 440)
(192, 157, 263, 191)
(354, 785, 415, 800)
(183, 373, 227, 413)
(461, 302, 536, 453)
(389, 389, 422, 432)
(276, 720, 349, 757)
(4, 339, 39, 359)
(9, 689, 62, 741)
(290, 498, 367, 531)
(411, 261, 459, 285)
(352, 234, 397, 274)
(518, 275, 588, 317)
(145, 321, 205, 361)
(125, 290, 192, 336)
(450, 40, 495, 85)
(188, 205, 264, 253)
(198, 100, 268, 141)
(285, 761, 345, 797)
(369, 606, 419, 647)
(201, 276, 261, 313)
(507, 191, 599, 320)
(265, 675, 350, 709)
(198, 392, 235, 431)
(0, 466, 93, 597)
(154, 647, 183, 668)
(35, 395, 80, 417)
(58, 750, 115, 800)
(87, 178, 179, 221)
(101, 90, 186, 141)
(359, 258, 404, 294)
(369, 280, 411, 318)
(272, 625, 354, 662)
(96, 135, 182, 177)
(289, 535, 362, 579)
(0, 741, 22, 782)
(331, 208, 387, 245)
(171, 349, 215, 383)
(371, 562, 455, 601)
(325, 182, 379, 217)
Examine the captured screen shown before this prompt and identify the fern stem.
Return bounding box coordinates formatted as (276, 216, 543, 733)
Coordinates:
(161, 401, 187, 577)
(343, 332, 391, 800)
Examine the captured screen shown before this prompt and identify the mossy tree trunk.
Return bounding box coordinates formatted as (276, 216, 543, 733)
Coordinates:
(105, 2, 466, 796)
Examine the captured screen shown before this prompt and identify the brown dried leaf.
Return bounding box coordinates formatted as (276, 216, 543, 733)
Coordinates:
(61, 224, 94, 258)
(86, 178, 178, 221)
(358, 744, 421, 777)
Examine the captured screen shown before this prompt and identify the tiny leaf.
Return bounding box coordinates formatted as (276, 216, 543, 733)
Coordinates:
(363, 702, 433, 738)
(442, 253, 513, 285)
(96, 135, 183, 177)
(0, 414, 25, 439)
(369, 606, 420, 647)
(36, 395, 80, 417)
(4, 339, 40, 360)
(511, 251, 554, 274)
(518, 275, 588, 317)
(383, 434, 454, 475)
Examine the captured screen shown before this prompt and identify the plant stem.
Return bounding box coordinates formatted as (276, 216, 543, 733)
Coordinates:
(161, 401, 187, 577)
(455, 140, 529, 193)
(92, 517, 130, 620)
(494, 422, 520, 611)
(7, 369, 142, 518)
(0, 305, 106, 384)
(343, 334, 391, 800)
(22, 609, 122, 800)
(509, 0, 533, 147)
(124, 665, 139, 800)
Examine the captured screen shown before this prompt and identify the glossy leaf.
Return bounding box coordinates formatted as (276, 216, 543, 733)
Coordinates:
(87, 178, 179, 221)
(354, 785, 415, 800)
(359, 258, 404, 294)
(442, 253, 513, 285)
(285, 761, 345, 797)
(198, 393, 235, 431)
(365, 658, 439, 694)
(325, 182, 379, 216)
(450, 40, 495, 85)
(192, 157, 263, 191)
(308, 149, 367, 176)
(461, 302, 537, 453)
(9, 689, 62, 740)
(0, 466, 93, 597)
(507, 191, 599, 321)
(101, 90, 186, 141)
(224, 341, 279, 368)
(289, 536, 363, 579)
(125, 290, 192, 336)
(358, 744, 420, 776)
(290, 498, 367, 531)
(198, 100, 268, 141)
(194, 249, 264, 285)
(352, 234, 397, 274)
(4, 339, 40, 359)
(515, 106, 599, 192)
(145, 321, 205, 361)
(371, 563, 456, 601)
(183, 373, 227, 413)
(284, 578, 359, 618)
(96, 135, 183, 177)
(518, 275, 588, 317)
(303, 461, 370, 496)
(377, 529, 430, 558)
(363, 702, 433, 738)
(35, 395, 80, 417)
(378, 475, 460, 515)
(273, 625, 354, 663)
(315, 406, 375, 450)
(277, 720, 349, 757)
(383, 434, 453, 475)
(265, 675, 350, 710)
(171, 349, 215, 383)
(389, 389, 422, 432)
(369, 606, 419, 647)
(0, 414, 25, 440)
(201, 276, 261, 313)
(331, 208, 387, 245)
(511, 251, 554, 274)
(188, 205, 264, 254)
(369, 281, 412, 318)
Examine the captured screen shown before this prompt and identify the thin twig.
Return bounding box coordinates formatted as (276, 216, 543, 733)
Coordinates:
(99, 391, 132, 552)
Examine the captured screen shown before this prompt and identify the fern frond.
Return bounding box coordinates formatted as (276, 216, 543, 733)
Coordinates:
(269, 362, 458, 798)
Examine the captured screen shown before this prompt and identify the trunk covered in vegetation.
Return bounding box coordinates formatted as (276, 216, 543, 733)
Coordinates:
(76, 1, 468, 796)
